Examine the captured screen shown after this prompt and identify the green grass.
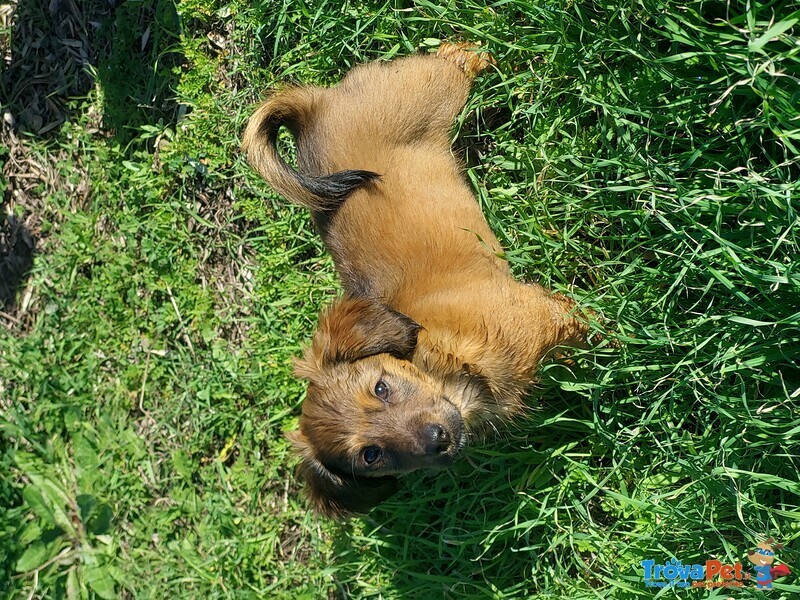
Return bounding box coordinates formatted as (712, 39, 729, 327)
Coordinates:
(1, 0, 798, 597)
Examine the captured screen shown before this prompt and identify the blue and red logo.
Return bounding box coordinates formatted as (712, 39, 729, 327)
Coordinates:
(747, 538, 792, 589)
(641, 538, 791, 590)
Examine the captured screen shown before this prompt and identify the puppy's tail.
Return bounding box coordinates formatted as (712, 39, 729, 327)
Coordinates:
(242, 87, 379, 211)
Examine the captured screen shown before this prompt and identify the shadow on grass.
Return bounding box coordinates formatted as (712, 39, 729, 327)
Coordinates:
(0, 213, 33, 312)
(327, 370, 604, 598)
(92, 0, 184, 147)
(328, 353, 800, 597)
(0, 0, 182, 317)
(0, 0, 182, 144)
(0, 0, 183, 583)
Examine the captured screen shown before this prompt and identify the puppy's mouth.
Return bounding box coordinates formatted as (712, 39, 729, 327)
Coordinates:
(444, 396, 467, 457)
(457, 429, 467, 453)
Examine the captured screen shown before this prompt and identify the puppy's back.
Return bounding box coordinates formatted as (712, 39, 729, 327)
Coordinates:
(244, 45, 504, 298)
(243, 45, 492, 212)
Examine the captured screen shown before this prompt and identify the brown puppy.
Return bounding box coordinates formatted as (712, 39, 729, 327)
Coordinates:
(243, 43, 589, 517)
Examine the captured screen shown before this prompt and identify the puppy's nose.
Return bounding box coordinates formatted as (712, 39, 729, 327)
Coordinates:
(423, 424, 451, 454)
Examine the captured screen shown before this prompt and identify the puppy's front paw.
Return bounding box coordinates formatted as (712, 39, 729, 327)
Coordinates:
(436, 42, 495, 77)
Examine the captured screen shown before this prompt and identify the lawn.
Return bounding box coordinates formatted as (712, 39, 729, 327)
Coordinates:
(1, 0, 798, 597)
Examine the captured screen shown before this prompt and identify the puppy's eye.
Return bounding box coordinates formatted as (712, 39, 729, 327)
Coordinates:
(374, 380, 390, 401)
(362, 446, 382, 465)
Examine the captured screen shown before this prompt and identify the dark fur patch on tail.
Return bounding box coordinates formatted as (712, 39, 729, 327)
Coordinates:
(296, 169, 380, 203)
(244, 92, 379, 211)
(259, 109, 380, 209)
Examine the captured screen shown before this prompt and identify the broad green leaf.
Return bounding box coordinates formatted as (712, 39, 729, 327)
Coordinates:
(66, 567, 85, 600)
(23, 486, 58, 527)
(15, 540, 63, 572)
(85, 565, 118, 600)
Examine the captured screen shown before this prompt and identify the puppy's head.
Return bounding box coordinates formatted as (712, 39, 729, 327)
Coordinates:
(289, 297, 464, 518)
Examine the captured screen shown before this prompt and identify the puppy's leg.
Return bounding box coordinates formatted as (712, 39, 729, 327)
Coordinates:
(501, 283, 592, 376)
(541, 290, 592, 350)
(325, 43, 494, 153)
(436, 42, 495, 78)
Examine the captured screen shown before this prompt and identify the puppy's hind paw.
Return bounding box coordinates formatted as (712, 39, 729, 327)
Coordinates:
(436, 42, 495, 77)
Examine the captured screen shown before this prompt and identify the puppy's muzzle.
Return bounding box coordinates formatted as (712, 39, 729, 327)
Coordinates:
(419, 408, 463, 457)
(423, 423, 452, 454)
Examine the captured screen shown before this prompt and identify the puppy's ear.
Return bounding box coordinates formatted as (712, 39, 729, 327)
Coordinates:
(292, 354, 321, 382)
(288, 430, 399, 518)
(311, 297, 421, 367)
